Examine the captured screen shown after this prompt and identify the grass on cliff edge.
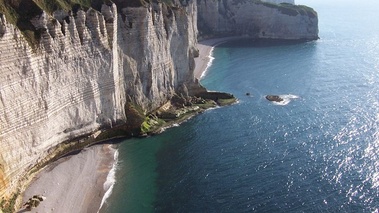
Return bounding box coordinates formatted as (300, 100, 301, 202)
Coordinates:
(249, 0, 317, 18)
(0, 0, 177, 49)
(266, 1, 316, 18)
(0, 0, 103, 49)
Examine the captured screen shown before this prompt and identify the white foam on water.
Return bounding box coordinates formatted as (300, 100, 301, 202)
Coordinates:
(158, 122, 183, 133)
(98, 147, 119, 213)
(272, 94, 300, 106)
(200, 46, 215, 79)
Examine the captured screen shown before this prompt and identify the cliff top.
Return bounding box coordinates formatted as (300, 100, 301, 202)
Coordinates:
(256, 1, 317, 18)
(0, 0, 317, 49)
(0, 0, 179, 48)
(0, 0, 109, 48)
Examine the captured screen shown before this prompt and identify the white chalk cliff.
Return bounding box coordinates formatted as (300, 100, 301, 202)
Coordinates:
(0, 1, 198, 200)
(0, 0, 318, 207)
(197, 0, 318, 40)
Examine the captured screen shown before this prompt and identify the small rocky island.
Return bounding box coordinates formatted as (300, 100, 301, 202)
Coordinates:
(266, 95, 283, 102)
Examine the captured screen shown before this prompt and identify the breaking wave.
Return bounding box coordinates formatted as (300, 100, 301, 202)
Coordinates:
(200, 47, 215, 79)
(98, 148, 119, 213)
(271, 94, 300, 106)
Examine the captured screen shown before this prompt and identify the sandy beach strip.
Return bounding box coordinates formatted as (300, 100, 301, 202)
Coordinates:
(18, 144, 116, 213)
(194, 36, 245, 79)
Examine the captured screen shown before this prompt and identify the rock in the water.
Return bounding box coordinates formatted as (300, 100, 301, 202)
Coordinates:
(266, 95, 283, 102)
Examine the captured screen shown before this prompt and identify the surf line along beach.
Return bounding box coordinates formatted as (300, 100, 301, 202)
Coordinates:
(194, 36, 245, 79)
(19, 144, 118, 213)
(18, 36, 240, 213)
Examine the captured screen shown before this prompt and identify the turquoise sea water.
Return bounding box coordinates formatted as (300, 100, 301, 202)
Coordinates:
(101, 1, 379, 212)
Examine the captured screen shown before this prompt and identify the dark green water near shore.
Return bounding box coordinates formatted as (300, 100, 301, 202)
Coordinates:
(101, 1, 379, 212)
(102, 138, 161, 212)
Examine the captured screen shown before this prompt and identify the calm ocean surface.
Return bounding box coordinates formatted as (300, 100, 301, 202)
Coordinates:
(101, 1, 379, 212)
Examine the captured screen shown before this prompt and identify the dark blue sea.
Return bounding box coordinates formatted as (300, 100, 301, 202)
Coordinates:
(101, 1, 379, 212)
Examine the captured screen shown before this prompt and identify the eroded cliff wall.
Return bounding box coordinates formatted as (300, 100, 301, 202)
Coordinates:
(197, 0, 318, 40)
(0, 1, 198, 200)
(0, 6, 118, 199)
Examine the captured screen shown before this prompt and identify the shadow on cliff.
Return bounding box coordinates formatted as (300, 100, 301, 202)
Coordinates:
(60, 138, 126, 159)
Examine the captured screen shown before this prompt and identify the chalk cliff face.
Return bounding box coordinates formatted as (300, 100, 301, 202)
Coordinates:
(197, 0, 318, 40)
(0, 1, 198, 199)
(0, 0, 319, 205)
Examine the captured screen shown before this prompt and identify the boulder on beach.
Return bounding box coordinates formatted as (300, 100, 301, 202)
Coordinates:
(23, 195, 46, 210)
(266, 95, 283, 102)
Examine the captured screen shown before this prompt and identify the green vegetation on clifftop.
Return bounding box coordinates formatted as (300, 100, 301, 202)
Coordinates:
(0, 0, 42, 48)
(0, 0, 176, 49)
(0, 0, 109, 48)
(255, 1, 317, 18)
(230, 0, 317, 18)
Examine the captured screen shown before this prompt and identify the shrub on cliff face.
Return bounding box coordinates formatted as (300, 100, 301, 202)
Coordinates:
(124, 102, 147, 135)
(0, 190, 19, 213)
(0, 0, 43, 48)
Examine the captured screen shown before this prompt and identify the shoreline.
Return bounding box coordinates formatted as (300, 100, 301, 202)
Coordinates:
(18, 144, 117, 213)
(194, 36, 246, 79)
(17, 36, 241, 213)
